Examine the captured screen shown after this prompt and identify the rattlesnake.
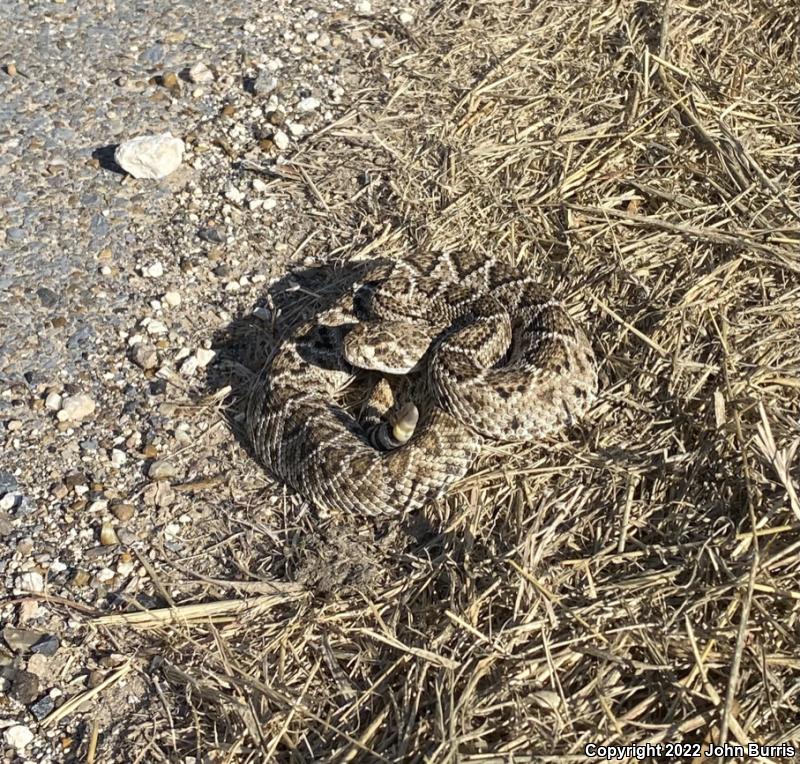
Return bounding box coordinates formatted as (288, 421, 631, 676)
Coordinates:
(246, 250, 597, 517)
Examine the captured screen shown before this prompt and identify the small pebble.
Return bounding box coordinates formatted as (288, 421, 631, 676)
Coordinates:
(146, 320, 168, 336)
(297, 96, 320, 113)
(71, 569, 91, 587)
(112, 502, 135, 522)
(195, 348, 216, 367)
(3, 626, 44, 652)
(144, 262, 164, 278)
(180, 355, 199, 377)
(273, 130, 290, 151)
(224, 183, 244, 204)
(57, 394, 96, 423)
(110, 448, 127, 468)
(253, 70, 278, 95)
(132, 343, 158, 370)
(188, 61, 214, 84)
(287, 121, 305, 138)
(100, 522, 119, 546)
(95, 567, 115, 583)
(45, 392, 62, 411)
(30, 695, 55, 720)
(16, 571, 44, 593)
(148, 460, 177, 480)
(161, 71, 179, 90)
(117, 553, 135, 576)
(9, 669, 40, 704)
(163, 290, 181, 307)
(30, 634, 60, 657)
(4, 724, 34, 752)
(0, 493, 18, 510)
(50, 482, 68, 499)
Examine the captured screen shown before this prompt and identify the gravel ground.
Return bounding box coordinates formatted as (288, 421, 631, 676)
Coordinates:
(0, 0, 418, 759)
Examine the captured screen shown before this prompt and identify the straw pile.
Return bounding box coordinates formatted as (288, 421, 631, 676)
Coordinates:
(98, 1, 800, 759)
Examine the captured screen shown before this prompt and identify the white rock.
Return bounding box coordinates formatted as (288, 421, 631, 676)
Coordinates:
(0, 493, 17, 510)
(16, 571, 44, 593)
(195, 348, 216, 367)
(253, 71, 278, 95)
(114, 133, 185, 180)
(252, 178, 268, 193)
(4, 725, 34, 752)
(225, 183, 244, 204)
(297, 96, 320, 113)
(96, 567, 115, 582)
(273, 130, 290, 151)
(355, 0, 371, 13)
(188, 61, 214, 84)
(45, 392, 62, 411)
(57, 394, 96, 422)
(287, 121, 305, 138)
(225, 280, 240, 293)
(399, 10, 414, 25)
(132, 343, 158, 369)
(163, 290, 181, 307)
(144, 261, 164, 278)
(263, 197, 277, 211)
(111, 448, 127, 468)
(180, 355, 199, 377)
(148, 460, 177, 480)
(146, 320, 168, 336)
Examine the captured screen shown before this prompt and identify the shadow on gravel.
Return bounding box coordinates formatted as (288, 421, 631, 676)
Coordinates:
(91, 144, 124, 174)
(205, 259, 373, 459)
(203, 259, 418, 589)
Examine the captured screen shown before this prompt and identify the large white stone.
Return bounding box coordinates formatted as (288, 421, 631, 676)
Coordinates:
(188, 61, 214, 84)
(57, 394, 96, 422)
(4, 725, 34, 752)
(16, 571, 44, 593)
(114, 133, 185, 179)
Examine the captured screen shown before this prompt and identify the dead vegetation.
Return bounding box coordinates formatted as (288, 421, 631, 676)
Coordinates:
(86, 1, 800, 760)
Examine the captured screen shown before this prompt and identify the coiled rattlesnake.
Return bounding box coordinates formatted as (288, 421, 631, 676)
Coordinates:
(246, 250, 597, 516)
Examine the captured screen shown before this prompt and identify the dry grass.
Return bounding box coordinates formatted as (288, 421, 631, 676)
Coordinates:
(92, 1, 800, 760)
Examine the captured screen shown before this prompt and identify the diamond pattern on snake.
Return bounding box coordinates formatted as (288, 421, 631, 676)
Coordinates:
(246, 250, 598, 517)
